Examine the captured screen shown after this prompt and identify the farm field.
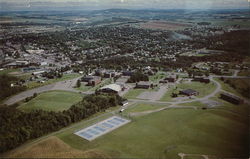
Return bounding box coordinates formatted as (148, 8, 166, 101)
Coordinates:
(18, 90, 83, 112)
(140, 21, 191, 30)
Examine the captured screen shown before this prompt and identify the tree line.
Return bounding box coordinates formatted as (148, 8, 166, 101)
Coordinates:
(0, 75, 26, 101)
(0, 94, 123, 153)
(127, 72, 149, 83)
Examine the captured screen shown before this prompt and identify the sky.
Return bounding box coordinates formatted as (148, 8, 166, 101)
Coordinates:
(0, 0, 249, 11)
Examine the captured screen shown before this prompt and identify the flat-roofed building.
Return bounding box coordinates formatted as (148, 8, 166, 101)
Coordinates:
(180, 89, 199, 96)
(193, 76, 210, 83)
(165, 74, 177, 82)
(136, 81, 152, 89)
(220, 93, 244, 105)
(88, 76, 102, 86)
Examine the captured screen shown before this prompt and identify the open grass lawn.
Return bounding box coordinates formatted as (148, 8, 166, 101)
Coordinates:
(177, 81, 217, 98)
(26, 74, 80, 89)
(177, 101, 206, 108)
(75, 85, 91, 92)
(124, 89, 149, 99)
(55, 101, 249, 158)
(0, 68, 20, 75)
(160, 85, 176, 102)
(18, 91, 83, 112)
(149, 72, 165, 82)
(160, 81, 216, 102)
(124, 103, 166, 113)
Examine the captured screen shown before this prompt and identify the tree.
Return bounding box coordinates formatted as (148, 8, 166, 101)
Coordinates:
(76, 80, 81, 88)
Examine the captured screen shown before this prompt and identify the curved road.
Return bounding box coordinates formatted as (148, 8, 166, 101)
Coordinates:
(3, 76, 82, 106)
(3, 75, 249, 106)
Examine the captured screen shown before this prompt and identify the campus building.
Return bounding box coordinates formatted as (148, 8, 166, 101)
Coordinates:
(180, 89, 199, 96)
(99, 84, 122, 94)
(220, 93, 244, 105)
(135, 81, 152, 89)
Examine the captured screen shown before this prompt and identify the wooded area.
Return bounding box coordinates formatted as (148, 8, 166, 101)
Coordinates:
(0, 94, 123, 153)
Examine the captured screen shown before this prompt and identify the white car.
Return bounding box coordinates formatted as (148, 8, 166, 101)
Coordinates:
(119, 109, 125, 113)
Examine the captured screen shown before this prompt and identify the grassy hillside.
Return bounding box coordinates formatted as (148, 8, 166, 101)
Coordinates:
(6, 137, 109, 158)
(55, 102, 249, 158)
(18, 91, 83, 112)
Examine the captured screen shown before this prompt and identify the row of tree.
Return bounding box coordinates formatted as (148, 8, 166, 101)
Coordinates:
(0, 94, 123, 153)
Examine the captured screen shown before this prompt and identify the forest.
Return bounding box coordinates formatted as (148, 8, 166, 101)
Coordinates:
(0, 94, 123, 153)
(127, 72, 149, 83)
(0, 75, 26, 101)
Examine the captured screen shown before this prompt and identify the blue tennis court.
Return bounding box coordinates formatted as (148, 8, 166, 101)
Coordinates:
(74, 116, 130, 141)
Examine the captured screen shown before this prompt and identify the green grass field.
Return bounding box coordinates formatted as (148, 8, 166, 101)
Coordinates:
(18, 91, 83, 112)
(177, 101, 206, 107)
(161, 81, 216, 102)
(178, 81, 216, 98)
(75, 85, 91, 92)
(160, 85, 176, 102)
(0, 68, 20, 75)
(123, 103, 166, 113)
(55, 100, 249, 158)
(149, 72, 165, 82)
(124, 89, 149, 99)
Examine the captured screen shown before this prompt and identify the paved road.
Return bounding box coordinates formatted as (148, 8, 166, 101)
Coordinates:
(128, 78, 221, 105)
(3, 74, 249, 106)
(3, 76, 82, 106)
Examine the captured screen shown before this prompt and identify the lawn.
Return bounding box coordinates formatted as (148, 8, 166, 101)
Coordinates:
(177, 101, 206, 108)
(160, 81, 217, 102)
(0, 68, 20, 75)
(75, 85, 91, 92)
(123, 103, 166, 113)
(177, 81, 217, 98)
(149, 72, 165, 82)
(26, 73, 81, 89)
(55, 102, 249, 158)
(18, 90, 83, 112)
(160, 85, 176, 102)
(124, 89, 148, 99)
